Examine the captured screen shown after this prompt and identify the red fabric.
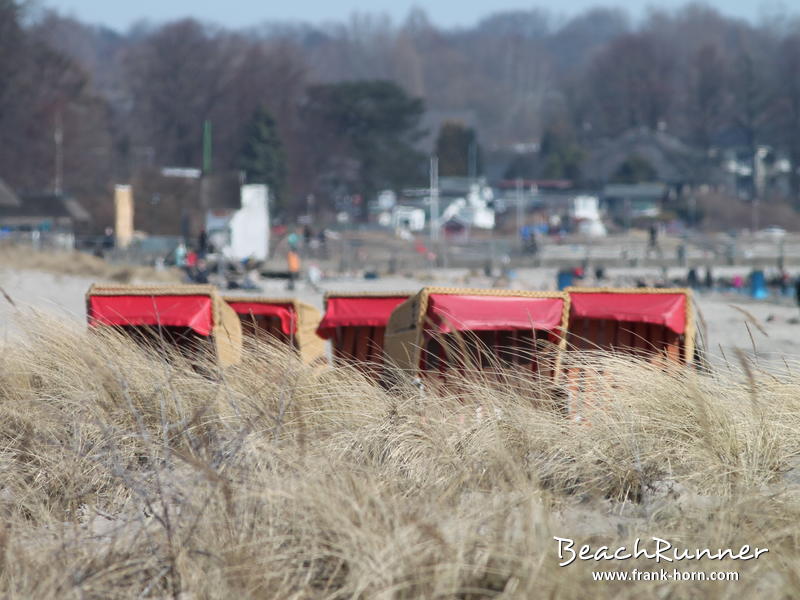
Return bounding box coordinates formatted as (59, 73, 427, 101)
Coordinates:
(427, 294, 565, 333)
(317, 295, 408, 339)
(226, 301, 296, 334)
(569, 292, 687, 334)
(88, 295, 214, 336)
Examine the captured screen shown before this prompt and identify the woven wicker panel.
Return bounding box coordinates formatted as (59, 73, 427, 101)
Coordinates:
(383, 294, 424, 373)
(214, 300, 243, 368)
(87, 283, 219, 297)
(293, 300, 325, 364)
(224, 296, 324, 364)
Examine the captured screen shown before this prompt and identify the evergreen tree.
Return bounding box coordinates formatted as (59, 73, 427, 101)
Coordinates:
(612, 154, 657, 184)
(303, 80, 425, 218)
(435, 121, 481, 177)
(503, 152, 537, 180)
(538, 127, 584, 181)
(239, 106, 287, 211)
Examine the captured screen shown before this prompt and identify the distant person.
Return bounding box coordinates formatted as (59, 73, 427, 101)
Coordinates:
(102, 227, 115, 253)
(307, 263, 322, 289)
(594, 265, 605, 281)
(317, 228, 328, 258)
(527, 235, 538, 255)
(193, 258, 209, 284)
(781, 270, 790, 296)
(197, 229, 209, 258)
(704, 266, 713, 291)
(676, 244, 686, 266)
(186, 249, 198, 270)
(649, 223, 658, 249)
(687, 267, 699, 289)
(174, 242, 188, 271)
(287, 229, 300, 252)
(240, 258, 261, 291)
(287, 250, 300, 291)
(521, 225, 537, 255)
(303, 225, 313, 249)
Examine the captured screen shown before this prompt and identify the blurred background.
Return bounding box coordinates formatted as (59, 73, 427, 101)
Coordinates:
(2, 0, 800, 281)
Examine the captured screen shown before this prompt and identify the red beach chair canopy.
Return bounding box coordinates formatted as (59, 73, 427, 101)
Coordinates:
(426, 293, 566, 333)
(226, 300, 297, 335)
(88, 294, 215, 336)
(317, 295, 409, 339)
(568, 292, 687, 334)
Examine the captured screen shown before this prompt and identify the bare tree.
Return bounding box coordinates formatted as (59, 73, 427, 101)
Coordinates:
(774, 33, 800, 204)
(683, 44, 728, 152)
(727, 40, 774, 199)
(585, 32, 675, 137)
(124, 20, 238, 168)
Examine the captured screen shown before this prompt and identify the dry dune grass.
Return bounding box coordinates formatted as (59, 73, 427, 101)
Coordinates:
(0, 313, 798, 598)
(0, 245, 181, 283)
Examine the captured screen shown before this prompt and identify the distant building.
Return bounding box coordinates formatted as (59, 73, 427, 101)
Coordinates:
(602, 183, 667, 227)
(0, 192, 90, 233)
(377, 176, 497, 235)
(583, 128, 704, 188)
(0, 178, 21, 209)
(434, 177, 496, 231)
(493, 186, 607, 236)
(391, 206, 426, 232)
(721, 145, 791, 200)
(205, 184, 270, 261)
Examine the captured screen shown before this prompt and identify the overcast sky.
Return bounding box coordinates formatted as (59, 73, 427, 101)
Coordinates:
(42, 0, 776, 31)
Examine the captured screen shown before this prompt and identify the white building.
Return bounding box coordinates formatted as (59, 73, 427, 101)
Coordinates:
(206, 184, 270, 261)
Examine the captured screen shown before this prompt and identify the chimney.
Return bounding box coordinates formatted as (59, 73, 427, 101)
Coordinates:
(114, 184, 134, 249)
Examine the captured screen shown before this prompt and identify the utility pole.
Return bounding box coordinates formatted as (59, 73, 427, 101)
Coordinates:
(468, 139, 477, 182)
(54, 109, 63, 195)
(430, 155, 439, 242)
(752, 146, 768, 234)
(202, 120, 213, 174)
(516, 177, 524, 245)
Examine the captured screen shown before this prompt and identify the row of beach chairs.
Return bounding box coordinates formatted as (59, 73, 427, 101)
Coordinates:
(85, 284, 695, 383)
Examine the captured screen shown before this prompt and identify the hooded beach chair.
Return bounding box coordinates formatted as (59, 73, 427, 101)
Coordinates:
(562, 287, 695, 421)
(564, 287, 695, 364)
(224, 296, 325, 364)
(86, 284, 242, 367)
(383, 287, 570, 381)
(316, 292, 412, 375)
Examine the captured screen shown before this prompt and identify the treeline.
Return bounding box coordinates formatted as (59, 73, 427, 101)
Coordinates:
(4, 1, 800, 225)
